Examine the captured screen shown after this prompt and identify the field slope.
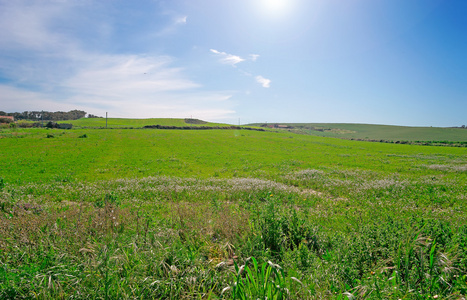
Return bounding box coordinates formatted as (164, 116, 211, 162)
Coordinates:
(250, 122, 467, 142)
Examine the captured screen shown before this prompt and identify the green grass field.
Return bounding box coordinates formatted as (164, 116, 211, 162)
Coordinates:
(251, 122, 467, 142)
(1, 125, 467, 299)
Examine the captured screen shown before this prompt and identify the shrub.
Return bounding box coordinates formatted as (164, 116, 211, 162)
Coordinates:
(45, 121, 59, 129)
(0, 117, 13, 124)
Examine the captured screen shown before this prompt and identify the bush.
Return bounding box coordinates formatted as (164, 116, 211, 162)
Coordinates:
(45, 121, 59, 129)
(0, 117, 13, 124)
(16, 121, 40, 128)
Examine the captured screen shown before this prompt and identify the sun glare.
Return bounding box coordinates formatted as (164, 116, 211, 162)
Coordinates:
(265, 0, 288, 11)
(258, 0, 292, 16)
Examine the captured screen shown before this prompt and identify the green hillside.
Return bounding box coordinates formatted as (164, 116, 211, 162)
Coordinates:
(61, 117, 229, 128)
(251, 122, 467, 142)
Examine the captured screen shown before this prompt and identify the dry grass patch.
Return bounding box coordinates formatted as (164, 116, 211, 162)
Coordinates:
(169, 201, 250, 244)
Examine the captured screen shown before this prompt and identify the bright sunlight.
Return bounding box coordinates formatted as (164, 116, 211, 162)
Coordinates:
(258, 0, 293, 17)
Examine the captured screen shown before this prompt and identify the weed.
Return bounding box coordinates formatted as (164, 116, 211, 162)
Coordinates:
(226, 257, 288, 299)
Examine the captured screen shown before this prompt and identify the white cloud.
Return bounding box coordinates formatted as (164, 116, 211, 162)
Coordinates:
(255, 76, 271, 88)
(63, 54, 200, 97)
(210, 49, 245, 66)
(156, 14, 188, 36)
(249, 54, 260, 61)
(210, 50, 261, 65)
(210, 50, 271, 88)
(59, 54, 237, 119)
(175, 16, 187, 25)
(0, 85, 88, 112)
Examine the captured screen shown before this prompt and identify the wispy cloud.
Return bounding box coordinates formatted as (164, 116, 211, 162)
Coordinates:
(249, 54, 260, 61)
(175, 16, 187, 25)
(63, 55, 200, 96)
(255, 76, 271, 88)
(210, 50, 261, 65)
(210, 50, 270, 88)
(210, 49, 245, 66)
(157, 15, 188, 36)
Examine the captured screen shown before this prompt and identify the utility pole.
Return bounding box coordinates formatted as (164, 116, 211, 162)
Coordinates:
(106, 112, 108, 128)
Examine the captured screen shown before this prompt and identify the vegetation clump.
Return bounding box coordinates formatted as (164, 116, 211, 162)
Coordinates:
(45, 121, 73, 129)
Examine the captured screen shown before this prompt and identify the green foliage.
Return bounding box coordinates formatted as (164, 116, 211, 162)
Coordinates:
(94, 192, 120, 208)
(260, 198, 285, 255)
(227, 257, 288, 300)
(259, 199, 319, 258)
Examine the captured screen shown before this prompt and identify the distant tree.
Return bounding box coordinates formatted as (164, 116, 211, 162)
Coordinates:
(68, 110, 86, 120)
(1, 110, 87, 121)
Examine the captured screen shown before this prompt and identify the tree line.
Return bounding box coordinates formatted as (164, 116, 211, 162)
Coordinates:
(0, 110, 87, 121)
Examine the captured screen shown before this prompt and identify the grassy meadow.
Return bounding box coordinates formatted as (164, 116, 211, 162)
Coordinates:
(1, 123, 467, 299)
(250, 123, 467, 143)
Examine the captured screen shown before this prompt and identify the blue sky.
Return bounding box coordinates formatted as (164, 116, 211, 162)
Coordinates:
(0, 0, 466, 126)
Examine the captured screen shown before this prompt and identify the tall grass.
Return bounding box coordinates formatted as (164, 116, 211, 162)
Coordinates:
(1, 173, 467, 298)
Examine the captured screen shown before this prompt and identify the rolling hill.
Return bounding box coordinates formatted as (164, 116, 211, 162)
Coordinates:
(250, 122, 467, 142)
